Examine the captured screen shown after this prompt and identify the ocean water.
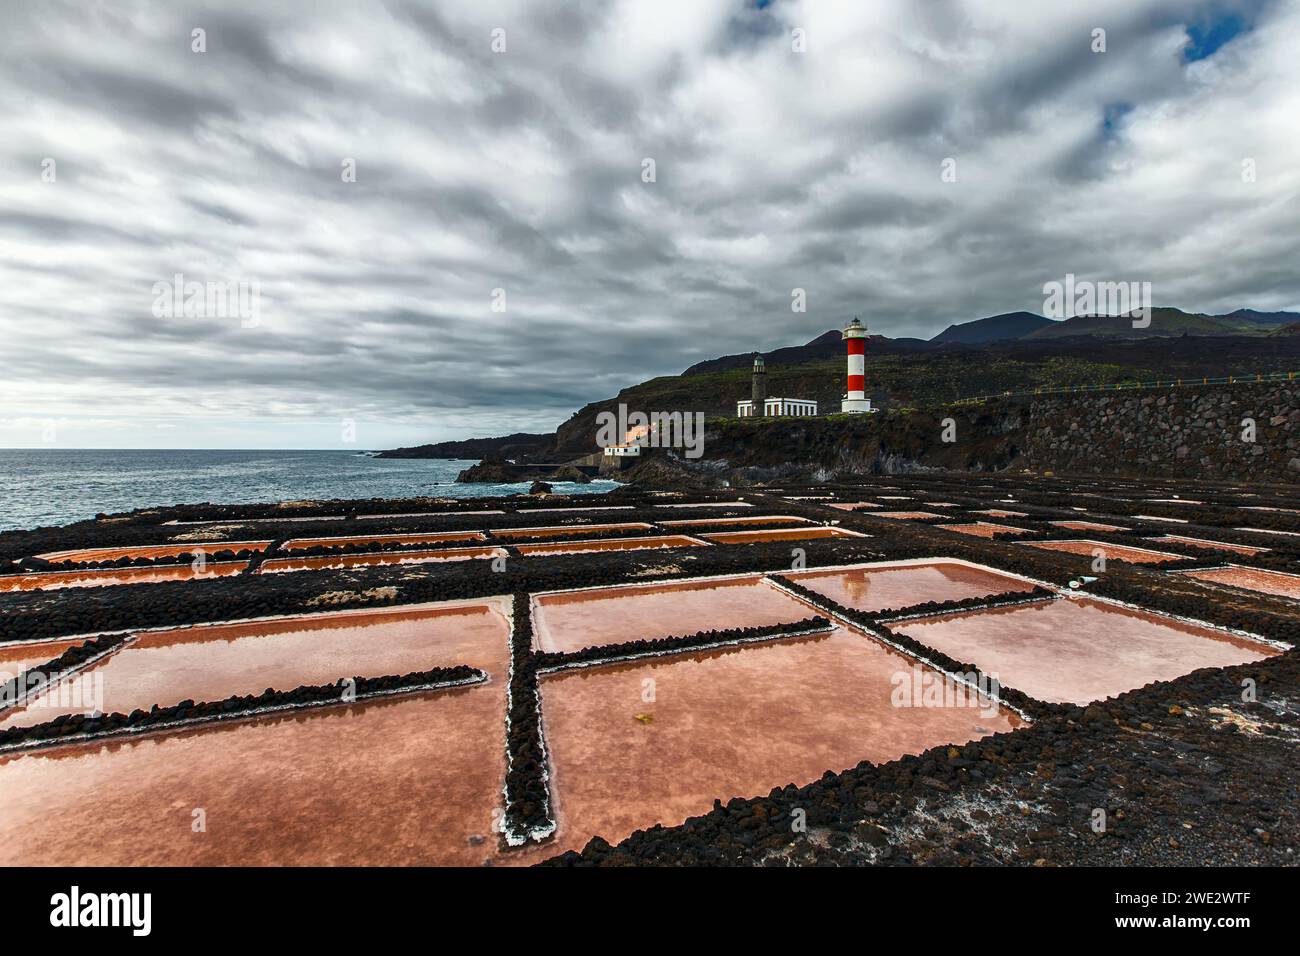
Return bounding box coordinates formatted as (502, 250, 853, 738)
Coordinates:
(0, 449, 617, 532)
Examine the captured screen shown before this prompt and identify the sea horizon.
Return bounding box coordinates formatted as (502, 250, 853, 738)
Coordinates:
(1, 446, 404, 452)
(0, 448, 616, 532)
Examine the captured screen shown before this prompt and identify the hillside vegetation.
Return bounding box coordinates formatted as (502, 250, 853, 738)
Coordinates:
(383, 305, 1300, 461)
(1024, 308, 1267, 340)
(550, 335, 1300, 456)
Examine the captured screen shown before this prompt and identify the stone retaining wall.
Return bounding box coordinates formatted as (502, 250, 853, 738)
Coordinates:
(1018, 381, 1299, 480)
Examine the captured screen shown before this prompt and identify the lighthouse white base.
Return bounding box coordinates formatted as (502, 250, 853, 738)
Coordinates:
(840, 398, 876, 414)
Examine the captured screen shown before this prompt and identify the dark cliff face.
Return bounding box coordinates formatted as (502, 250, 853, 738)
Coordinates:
(688, 408, 1024, 482)
(617, 381, 1299, 486)
(378, 433, 551, 460)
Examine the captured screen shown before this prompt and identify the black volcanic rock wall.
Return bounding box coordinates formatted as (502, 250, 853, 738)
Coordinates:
(673, 381, 1298, 483)
(681, 406, 1024, 480)
(1020, 381, 1300, 480)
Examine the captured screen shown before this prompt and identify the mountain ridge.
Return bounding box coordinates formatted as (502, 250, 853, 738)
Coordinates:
(380, 305, 1300, 460)
(685, 306, 1300, 374)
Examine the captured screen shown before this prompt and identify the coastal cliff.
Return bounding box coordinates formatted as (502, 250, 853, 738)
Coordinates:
(377, 433, 550, 460)
(626, 380, 1300, 486)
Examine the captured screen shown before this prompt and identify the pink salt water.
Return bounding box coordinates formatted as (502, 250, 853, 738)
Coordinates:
(536, 629, 1022, 858)
(282, 531, 486, 550)
(699, 526, 865, 545)
(37, 541, 272, 562)
(659, 515, 811, 527)
(532, 576, 814, 653)
(974, 509, 1028, 518)
(0, 638, 85, 682)
(1021, 539, 1181, 564)
(0, 687, 508, 866)
(1144, 535, 1263, 556)
(1177, 566, 1300, 601)
(827, 502, 882, 511)
(492, 522, 653, 539)
(515, 534, 704, 557)
(787, 561, 1036, 613)
(0, 562, 248, 593)
(1, 600, 512, 729)
(896, 596, 1277, 705)
(1049, 520, 1128, 533)
(939, 522, 1029, 539)
(256, 546, 504, 574)
(1150, 535, 1268, 556)
(0, 598, 513, 866)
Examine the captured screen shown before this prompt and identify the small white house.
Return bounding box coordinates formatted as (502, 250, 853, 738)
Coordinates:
(736, 397, 818, 418)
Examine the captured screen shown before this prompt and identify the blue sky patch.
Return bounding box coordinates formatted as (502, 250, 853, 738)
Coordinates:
(1184, 6, 1255, 61)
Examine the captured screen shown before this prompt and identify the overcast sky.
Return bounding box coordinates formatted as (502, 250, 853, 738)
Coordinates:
(1, 0, 1297, 449)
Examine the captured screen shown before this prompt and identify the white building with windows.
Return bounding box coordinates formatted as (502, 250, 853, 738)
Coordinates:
(736, 397, 818, 417)
(602, 443, 641, 457)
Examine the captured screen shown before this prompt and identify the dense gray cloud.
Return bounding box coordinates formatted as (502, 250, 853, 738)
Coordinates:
(1, 0, 1297, 448)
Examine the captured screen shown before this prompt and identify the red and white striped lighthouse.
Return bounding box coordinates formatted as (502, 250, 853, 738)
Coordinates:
(840, 316, 875, 414)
